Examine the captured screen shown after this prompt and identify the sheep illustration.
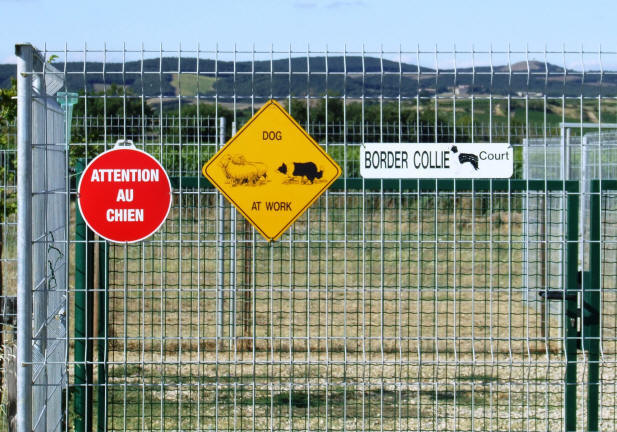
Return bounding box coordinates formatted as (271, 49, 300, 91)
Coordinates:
(220, 154, 268, 186)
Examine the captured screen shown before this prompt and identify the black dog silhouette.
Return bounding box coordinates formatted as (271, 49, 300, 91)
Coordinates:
(278, 162, 323, 183)
(451, 146, 479, 170)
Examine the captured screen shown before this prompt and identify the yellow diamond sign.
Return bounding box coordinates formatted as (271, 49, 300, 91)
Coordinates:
(202, 100, 342, 241)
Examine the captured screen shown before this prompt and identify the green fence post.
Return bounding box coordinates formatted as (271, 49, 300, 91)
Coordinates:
(75, 158, 94, 432)
(97, 241, 109, 432)
(565, 189, 579, 432)
(586, 180, 601, 432)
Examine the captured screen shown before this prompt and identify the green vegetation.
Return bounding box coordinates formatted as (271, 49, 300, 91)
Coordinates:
(64, 93, 576, 178)
(170, 73, 216, 96)
(0, 78, 16, 148)
(0, 77, 16, 431)
(0, 78, 16, 219)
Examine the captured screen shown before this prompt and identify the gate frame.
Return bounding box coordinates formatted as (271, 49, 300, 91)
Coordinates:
(91, 177, 582, 431)
(585, 179, 614, 432)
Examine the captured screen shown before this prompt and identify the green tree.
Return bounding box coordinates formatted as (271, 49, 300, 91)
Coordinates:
(0, 78, 17, 147)
(0, 78, 17, 212)
(72, 84, 153, 119)
(176, 103, 235, 138)
(71, 84, 154, 145)
(284, 99, 308, 126)
(0, 78, 16, 405)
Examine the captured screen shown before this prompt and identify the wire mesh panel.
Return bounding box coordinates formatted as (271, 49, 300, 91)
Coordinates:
(16, 47, 70, 432)
(599, 185, 617, 428)
(102, 182, 579, 431)
(0, 143, 17, 431)
(14, 44, 617, 432)
(71, 115, 220, 177)
(523, 131, 617, 324)
(32, 65, 68, 432)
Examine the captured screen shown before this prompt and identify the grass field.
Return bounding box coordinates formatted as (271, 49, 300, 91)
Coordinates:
(99, 351, 617, 431)
(2, 190, 617, 430)
(94, 192, 617, 430)
(170, 73, 216, 97)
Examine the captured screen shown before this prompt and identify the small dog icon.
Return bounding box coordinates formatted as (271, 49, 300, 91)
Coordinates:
(451, 146, 479, 170)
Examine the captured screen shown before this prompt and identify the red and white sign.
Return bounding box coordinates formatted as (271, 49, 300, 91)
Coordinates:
(78, 142, 172, 243)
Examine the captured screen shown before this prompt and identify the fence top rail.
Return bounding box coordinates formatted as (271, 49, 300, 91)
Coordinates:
(169, 177, 579, 192)
(592, 179, 617, 190)
(560, 122, 617, 128)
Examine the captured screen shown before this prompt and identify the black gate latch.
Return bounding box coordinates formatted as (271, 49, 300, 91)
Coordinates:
(537, 271, 600, 351)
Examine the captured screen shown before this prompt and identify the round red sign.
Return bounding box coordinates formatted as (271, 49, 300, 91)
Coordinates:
(78, 146, 172, 243)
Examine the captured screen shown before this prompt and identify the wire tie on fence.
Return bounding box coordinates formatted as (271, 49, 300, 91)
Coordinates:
(113, 139, 136, 149)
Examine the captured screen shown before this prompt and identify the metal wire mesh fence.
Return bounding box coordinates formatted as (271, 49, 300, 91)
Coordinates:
(103, 182, 578, 431)
(72, 116, 561, 144)
(27, 51, 68, 432)
(0, 146, 17, 432)
(11, 43, 617, 432)
(70, 116, 560, 180)
(599, 184, 617, 429)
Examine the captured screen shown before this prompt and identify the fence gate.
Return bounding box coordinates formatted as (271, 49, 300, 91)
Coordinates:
(13, 43, 617, 432)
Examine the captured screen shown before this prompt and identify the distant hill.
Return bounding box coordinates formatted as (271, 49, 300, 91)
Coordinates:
(2, 56, 616, 98)
(0, 64, 16, 88)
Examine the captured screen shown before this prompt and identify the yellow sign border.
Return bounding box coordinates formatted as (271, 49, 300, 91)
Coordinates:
(202, 100, 342, 241)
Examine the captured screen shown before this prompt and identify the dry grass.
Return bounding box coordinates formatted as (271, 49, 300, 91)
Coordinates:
(104, 199, 611, 357)
(4, 194, 617, 430)
(101, 351, 617, 431)
(90, 200, 617, 430)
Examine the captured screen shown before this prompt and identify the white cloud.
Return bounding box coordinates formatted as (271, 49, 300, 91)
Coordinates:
(2, 54, 18, 64)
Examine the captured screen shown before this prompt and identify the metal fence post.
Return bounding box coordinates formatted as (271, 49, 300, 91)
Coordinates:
(74, 159, 94, 432)
(217, 117, 226, 346)
(230, 121, 237, 346)
(580, 135, 589, 266)
(16, 43, 33, 432)
(565, 187, 580, 432)
(97, 240, 109, 432)
(586, 180, 601, 432)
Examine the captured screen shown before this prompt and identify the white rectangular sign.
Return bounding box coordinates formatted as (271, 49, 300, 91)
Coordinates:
(360, 143, 513, 179)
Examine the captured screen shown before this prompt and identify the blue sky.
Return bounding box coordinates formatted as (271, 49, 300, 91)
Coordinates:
(1, 0, 615, 67)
